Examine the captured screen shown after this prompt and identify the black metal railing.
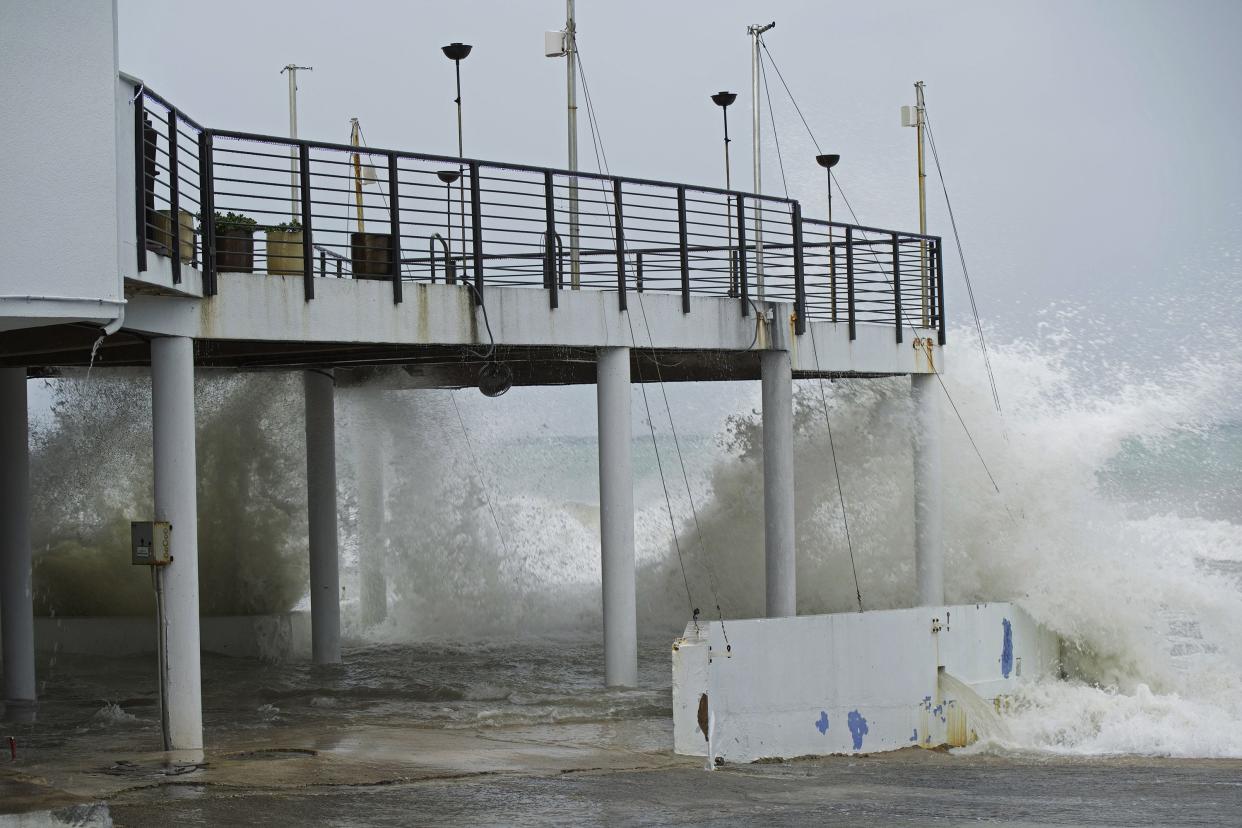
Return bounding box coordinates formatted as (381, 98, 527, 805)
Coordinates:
(134, 85, 945, 344)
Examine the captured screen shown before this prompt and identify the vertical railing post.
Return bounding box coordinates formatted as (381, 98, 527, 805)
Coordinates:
(935, 238, 946, 345)
(613, 179, 626, 312)
(791, 202, 805, 336)
(544, 170, 558, 309)
(636, 252, 644, 293)
(197, 130, 216, 295)
(299, 143, 314, 301)
(677, 186, 690, 314)
(830, 224, 838, 323)
(469, 161, 484, 306)
(133, 87, 148, 273)
(893, 233, 903, 344)
(737, 194, 749, 317)
(387, 152, 402, 304)
(167, 108, 181, 285)
(846, 225, 856, 341)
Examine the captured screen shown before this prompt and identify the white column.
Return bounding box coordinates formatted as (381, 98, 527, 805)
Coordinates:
(357, 424, 387, 628)
(1, 367, 36, 710)
(912, 373, 944, 606)
(761, 350, 796, 618)
(597, 347, 636, 687)
(151, 337, 203, 751)
(305, 370, 341, 664)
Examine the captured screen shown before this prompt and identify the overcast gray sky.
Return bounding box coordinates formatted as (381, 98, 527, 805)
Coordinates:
(105, 0, 1242, 435)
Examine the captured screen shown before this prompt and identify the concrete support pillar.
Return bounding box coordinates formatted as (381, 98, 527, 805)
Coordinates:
(150, 337, 203, 751)
(357, 424, 387, 628)
(596, 347, 637, 687)
(912, 373, 944, 606)
(1, 368, 36, 710)
(304, 370, 341, 664)
(761, 350, 796, 618)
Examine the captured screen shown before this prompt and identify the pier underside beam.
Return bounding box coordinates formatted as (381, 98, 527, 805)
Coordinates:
(912, 373, 944, 605)
(305, 369, 342, 664)
(762, 350, 797, 618)
(1, 367, 36, 712)
(597, 346, 637, 687)
(151, 337, 204, 751)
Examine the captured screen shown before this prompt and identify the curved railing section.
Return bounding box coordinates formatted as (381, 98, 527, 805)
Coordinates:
(132, 85, 944, 344)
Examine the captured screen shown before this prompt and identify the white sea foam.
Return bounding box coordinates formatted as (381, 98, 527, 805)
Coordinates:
(362, 327, 1242, 757)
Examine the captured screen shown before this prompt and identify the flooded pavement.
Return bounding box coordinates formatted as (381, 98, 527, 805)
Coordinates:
(15, 750, 1242, 827)
(3, 641, 1242, 826)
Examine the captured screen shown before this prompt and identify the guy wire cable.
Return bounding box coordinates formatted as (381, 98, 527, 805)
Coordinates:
(922, 105, 1003, 416)
(761, 41, 864, 610)
(579, 43, 732, 640)
(758, 38, 1011, 513)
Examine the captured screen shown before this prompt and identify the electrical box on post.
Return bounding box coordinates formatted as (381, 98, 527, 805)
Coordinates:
(544, 31, 567, 57)
(131, 521, 172, 566)
(901, 105, 917, 128)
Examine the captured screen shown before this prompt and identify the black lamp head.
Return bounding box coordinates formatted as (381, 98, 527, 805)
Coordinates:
(437, 170, 461, 184)
(442, 42, 473, 62)
(815, 153, 841, 169)
(711, 91, 738, 108)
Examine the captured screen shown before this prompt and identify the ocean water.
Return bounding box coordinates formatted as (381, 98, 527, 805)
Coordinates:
(17, 323, 1242, 762)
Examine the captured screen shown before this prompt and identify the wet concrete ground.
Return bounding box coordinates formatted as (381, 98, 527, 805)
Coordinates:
(3, 646, 1241, 825)
(101, 753, 1242, 827)
(4, 720, 1241, 826)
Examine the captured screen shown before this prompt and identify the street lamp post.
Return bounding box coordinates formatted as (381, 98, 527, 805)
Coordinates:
(815, 153, 841, 321)
(441, 42, 472, 276)
(712, 91, 738, 296)
(437, 170, 461, 283)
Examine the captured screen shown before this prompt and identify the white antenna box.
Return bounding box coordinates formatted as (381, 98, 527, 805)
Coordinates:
(544, 31, 567, 57)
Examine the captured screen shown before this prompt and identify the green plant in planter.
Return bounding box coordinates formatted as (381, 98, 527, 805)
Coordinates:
(213, 212, 259, 235)
(269, 219, 303, 233)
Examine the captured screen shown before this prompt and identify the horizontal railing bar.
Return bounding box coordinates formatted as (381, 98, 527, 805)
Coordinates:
(208, 127, 798, 206)
(142, 88, 205, 131)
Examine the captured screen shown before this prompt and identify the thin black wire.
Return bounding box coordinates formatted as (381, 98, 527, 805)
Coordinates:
(633, 293, 731, 646)
(761, 41, 863, 611)
(757, 37, 1008, 508)
(760, 38, 822, 155)
(446, 390, 516, 561)
(626, 314, 696, 613)
(758, 46, 790, 201)
(580, 44, 729, 642)
(579, 44, 694, 612)
(807, 325, 864, 612)
(923, 107, 1003, 416)
(575, 49, 611, 176)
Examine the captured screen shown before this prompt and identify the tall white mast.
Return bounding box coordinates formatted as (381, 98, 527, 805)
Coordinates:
(281, 64, 312, 223)
(748, 22, 774, 299)
(902, 81, 930, 326)
(913, 81, 929, 326)
(566, 0, 580, 289)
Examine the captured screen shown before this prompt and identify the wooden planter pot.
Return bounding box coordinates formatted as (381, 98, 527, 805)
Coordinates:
(351, 232, 393, 280)
(266, 229, 304, 276)
(214, 228, 255, 273)
(150, 209, 195, 264)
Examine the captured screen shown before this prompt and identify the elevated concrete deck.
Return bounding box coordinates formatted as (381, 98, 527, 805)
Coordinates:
(3, 269, 939, 384)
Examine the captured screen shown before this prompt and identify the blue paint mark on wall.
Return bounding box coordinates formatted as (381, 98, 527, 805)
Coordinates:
(847, 710, 869, 750)
(910, 728, 918, 743)
(815, 711, 829, 735)
(1001, 617, 1014, 678)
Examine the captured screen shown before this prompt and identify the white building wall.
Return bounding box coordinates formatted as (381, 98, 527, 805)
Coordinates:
(0, 0, 124, 333)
